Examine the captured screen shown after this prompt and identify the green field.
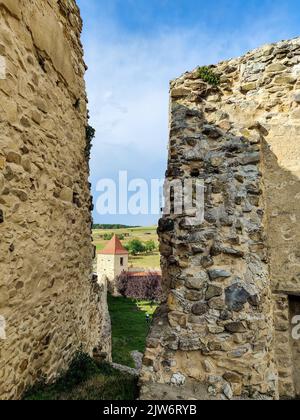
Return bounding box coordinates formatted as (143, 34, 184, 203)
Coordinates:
(93, 226, 160, 269)
(108, 295, 157, 367)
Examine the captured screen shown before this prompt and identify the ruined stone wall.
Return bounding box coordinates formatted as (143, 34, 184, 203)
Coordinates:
(140, 38, 300, 400)
(0, 0, 110, 400)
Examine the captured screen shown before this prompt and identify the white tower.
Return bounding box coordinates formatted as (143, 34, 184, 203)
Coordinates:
(97, 235, 129, 295)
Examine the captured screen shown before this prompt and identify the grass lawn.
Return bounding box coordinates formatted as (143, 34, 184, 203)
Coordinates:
(108, 294, 158, 368)
(93, 226, 160, 269)
(23, 355, 138, 401)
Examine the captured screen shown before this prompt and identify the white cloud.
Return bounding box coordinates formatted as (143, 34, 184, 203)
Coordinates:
(85, 17, 288, 154)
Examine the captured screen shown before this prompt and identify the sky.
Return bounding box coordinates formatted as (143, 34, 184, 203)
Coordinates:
(77, 0, 300, 226)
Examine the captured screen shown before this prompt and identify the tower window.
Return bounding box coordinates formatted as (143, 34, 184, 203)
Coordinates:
(120, 257, 124, 267)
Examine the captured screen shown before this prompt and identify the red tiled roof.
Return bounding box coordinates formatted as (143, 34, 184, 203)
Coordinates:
(127, 271, 161, 278)
(98, 235, 129, 255)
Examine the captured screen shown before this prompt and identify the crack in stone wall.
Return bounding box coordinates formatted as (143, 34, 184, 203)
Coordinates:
(140, 37, 300, 400)
(0, 0, 111, 400)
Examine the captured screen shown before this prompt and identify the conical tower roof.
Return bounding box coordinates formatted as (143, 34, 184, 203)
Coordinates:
(98, 234, 129, 255)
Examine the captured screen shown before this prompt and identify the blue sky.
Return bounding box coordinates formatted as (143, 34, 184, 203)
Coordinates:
(77, 0, 299, 226)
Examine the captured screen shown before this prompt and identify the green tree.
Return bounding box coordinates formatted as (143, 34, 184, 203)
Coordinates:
(103, 233, 113, 241)
(145, 240, 156, 253)
(126, 239, 146, 256)
(124, 243, 131, 253)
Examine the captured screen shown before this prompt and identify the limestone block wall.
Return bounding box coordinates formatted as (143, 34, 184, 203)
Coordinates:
(140, 37, 300, 400)
(0, 0, 110, 400)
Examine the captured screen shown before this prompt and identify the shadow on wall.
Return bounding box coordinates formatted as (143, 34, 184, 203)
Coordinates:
(262, 138, 300, 294)
(140, 101, 278, 400)
(262, 138, 300, 399)
(141, 97, 300, 399)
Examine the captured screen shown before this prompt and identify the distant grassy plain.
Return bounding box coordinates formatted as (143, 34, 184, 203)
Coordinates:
(93, 226, 160, 269)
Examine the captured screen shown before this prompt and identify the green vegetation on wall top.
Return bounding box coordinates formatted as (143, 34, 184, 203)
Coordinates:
(197, 66, 220, 86)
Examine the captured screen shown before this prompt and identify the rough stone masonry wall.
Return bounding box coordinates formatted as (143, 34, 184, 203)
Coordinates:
(140, 37, 300, 400)
(0, 0, 110, 400)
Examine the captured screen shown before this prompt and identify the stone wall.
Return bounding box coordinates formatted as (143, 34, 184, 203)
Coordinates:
(140, 37, 300, 400)
(0, 0, 110, 400)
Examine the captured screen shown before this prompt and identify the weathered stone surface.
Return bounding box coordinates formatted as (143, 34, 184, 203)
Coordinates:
(225, 284, 251, 312)
(202, 124, 223, 139)
(266, 63, 287, 73)
(0, 156, 5, 170)
(158, 218, 174, 232)
(241, 82, 257, 93)
(191, 302, 209, 316)
(223, 383, 233, 400)
(0, 0, 21, 18)
(208, 269, 231, 281)
(225, 322, 247, 333)
(185, 289, 203, 301)
(141, 36, 300, 401)
(0, 0, 111, 400)
(59, 186, 73, 202)
(179, 336, 205, 351)
(239, 152, 260, 165)
(273, 74, 296, 85)
(294, 91, 300, 103)
(186, 271, 209, 290)
(221, 247, 245, 258)
(6, 151, 21, 165)
(223, 372, 242, 384)
(206, 285, 223, 300)
(171, 373, 186, 386)
(0, 173, 4, 194)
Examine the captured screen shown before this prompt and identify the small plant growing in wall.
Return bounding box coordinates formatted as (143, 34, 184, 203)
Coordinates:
(197, 66, 220, 86)
(85, 124, 96, 161)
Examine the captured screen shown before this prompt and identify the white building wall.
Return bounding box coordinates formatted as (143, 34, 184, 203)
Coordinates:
(97, 254, 128, 296)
